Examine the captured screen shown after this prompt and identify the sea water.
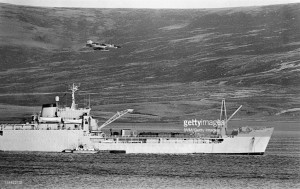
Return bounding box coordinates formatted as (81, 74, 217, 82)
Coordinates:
(0, 130, 299, 188)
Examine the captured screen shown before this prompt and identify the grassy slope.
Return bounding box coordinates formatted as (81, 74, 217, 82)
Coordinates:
(0, 3, 299, 122)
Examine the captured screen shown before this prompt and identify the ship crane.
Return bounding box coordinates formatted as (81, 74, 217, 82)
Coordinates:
(219, 99, 243, 137)
(226, 105, 243, 123)
(98, 109, 134, 130)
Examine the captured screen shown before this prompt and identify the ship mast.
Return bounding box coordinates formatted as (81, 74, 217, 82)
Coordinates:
(219, 99, 243, 137)
(219, 99, 227, 137)
(70, 83, 79, 110)
(220, 99, 227, 124)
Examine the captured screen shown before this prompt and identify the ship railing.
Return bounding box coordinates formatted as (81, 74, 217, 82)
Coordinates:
(109, 135, 195, 138)
(137, 135, 195, 138)
(0, 124, 30, 130)
(1, 123, 40, 130)
(98, 136, 224, 144)
(105, 134, 221, 139)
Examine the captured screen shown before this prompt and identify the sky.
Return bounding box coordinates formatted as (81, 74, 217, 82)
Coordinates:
(0, 0, 300, 9)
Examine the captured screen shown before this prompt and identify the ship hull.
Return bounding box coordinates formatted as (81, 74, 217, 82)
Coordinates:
(0, 130, 84, 152)
(94, 136, 271, 154)
(0, 128, 273, 154)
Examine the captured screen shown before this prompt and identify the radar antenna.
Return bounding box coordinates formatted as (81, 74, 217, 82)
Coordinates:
(70, 83, 80, 109)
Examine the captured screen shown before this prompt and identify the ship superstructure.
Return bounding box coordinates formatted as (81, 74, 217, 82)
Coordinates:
(1, 84, 96, 131)
(0, 84, 274, 154)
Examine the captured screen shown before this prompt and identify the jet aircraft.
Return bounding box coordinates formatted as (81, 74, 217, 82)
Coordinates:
(86, 40, 121, 51)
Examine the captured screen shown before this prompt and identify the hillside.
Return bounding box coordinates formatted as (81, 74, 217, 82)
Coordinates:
(0, 3, 299, 122)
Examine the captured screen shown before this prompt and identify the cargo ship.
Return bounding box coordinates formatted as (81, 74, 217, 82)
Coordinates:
(0, 84, 273, 154)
